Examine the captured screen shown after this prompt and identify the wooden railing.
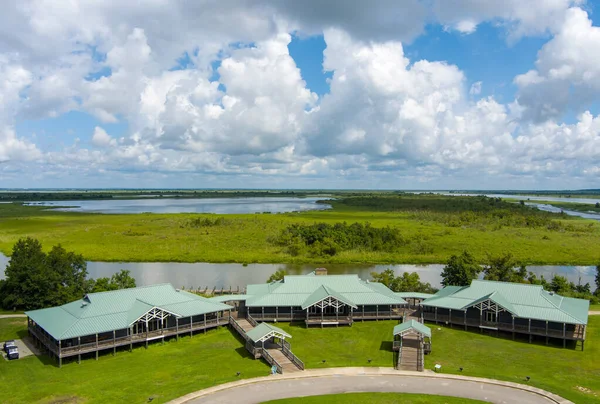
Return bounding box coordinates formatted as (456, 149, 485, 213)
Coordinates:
(261, 348, 283, 374)
(417, 343, 424, 372)
(395, 340, 402, 369)
(282, 339, 305, 370)
(422, 313, 584, 340)
(246, 314, 258, 327)
(229, 316, 250, 342)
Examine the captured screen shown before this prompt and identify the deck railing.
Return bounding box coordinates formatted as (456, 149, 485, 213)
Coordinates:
(229, 316, 250, 342)
(261, 347, 283, 374)
(422, 313, 584, 340)
(282, 339, 305, 370)
(246, 314, 258, 327)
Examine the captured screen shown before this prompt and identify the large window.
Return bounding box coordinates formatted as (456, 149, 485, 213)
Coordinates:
(485, 311, 497, 323)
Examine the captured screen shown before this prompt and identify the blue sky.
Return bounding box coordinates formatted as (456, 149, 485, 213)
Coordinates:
(1, 1, 600, 189)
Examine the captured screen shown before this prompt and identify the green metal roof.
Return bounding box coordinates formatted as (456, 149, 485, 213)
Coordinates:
(301, 285, 358, 309)
(422, 280, 589, 325)
(25, 284, 233, 340)
(393, 320, 431, 338)
(245, 274, 406, 308)
(395, 292, 435, 299)
(246, 322, 292, 343)
(208, 294, 251, 303)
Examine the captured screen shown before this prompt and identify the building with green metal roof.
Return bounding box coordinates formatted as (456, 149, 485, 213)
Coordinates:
(25, 284, 233, 366)
(229, 270, 407, 326)
(420, 280, 589, 349)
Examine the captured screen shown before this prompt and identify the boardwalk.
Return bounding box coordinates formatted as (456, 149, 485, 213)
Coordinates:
(397, 310, 424, 372)
(228, 316, 303, 374)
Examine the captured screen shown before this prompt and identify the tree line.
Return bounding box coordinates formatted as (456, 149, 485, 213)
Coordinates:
(0, 237, 136, 310)
(440, 251, 600, 302)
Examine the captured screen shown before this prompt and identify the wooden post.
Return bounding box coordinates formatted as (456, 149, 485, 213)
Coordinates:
(190, 316, 193, 337)
(176, 318, 179, 341)
(78, 336, 81, 364)
(376, 305, 379, 320)
(528, 319, 532, 343)
(145, 319, 149, 348)
(512, 316, 515, 340)
(95, 334, 98, 360)
(362, 305, 365, 322)
(449, 309, 452, 328)
(435, 307, 438, 324)
(563, 323, 566, 348)
(204, 314, 207, 333)
(463, 310, 467, 330)
(58, 340, 62, 368)
(262, 306, 264, 319)
(545, 321, 548, 345)
(276, 306, 278, 320)
(113, 330, 116, 355)
(290, 306, 293, 320)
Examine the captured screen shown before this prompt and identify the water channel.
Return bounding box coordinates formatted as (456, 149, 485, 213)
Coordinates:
(0, 253, 595, 291)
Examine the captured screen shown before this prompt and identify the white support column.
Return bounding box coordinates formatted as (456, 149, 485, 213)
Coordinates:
(95, 334, 98, 360)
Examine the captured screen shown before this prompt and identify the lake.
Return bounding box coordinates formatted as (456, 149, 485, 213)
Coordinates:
(0, 254, 595, 291)
(25, 197, 331, 214)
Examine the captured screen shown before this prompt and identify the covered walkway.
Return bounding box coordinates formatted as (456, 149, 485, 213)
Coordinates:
(393, 320, 431, 372)
(229, 316, 304, 374)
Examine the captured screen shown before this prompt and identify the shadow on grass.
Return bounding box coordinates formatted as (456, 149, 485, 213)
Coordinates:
(379, 340, 393, 352)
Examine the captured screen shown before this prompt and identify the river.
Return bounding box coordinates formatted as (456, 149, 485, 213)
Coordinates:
(0, 254, 595, 291)
(24, 196, 331, 214)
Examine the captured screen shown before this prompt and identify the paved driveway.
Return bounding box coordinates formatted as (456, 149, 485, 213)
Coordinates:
(187, 374, 561, 404)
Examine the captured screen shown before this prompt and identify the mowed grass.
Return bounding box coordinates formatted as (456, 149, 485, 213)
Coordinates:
(425, 316, 600, 404)
(1, 318, 600, 403)
(1, 204, 599, 264)
(263, 393, 487, 403)
(0, 318, 27, 341)
(277, 321, 398, 368)
(0, 326, 270, 404)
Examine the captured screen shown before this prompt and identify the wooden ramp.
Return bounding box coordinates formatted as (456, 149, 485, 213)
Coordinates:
(398, 335, 421, 371)
(266, 348, 302, 373)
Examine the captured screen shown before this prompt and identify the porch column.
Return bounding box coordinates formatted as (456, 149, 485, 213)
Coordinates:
(113, 330, 116, 355)
(479, 307, 482, 328)
(176, 318, 179, 341)
(95, 334, 99, 360)
(512, 316, 515, 340)
(78, 336, 81, 364)
(362, 305, 365, 322)
(58, 340, 62, 368)
(545, 321, 548, 345)
(464, 310, 467, 330)
(449, 309, 452, 328)
(276, 306, 278, 319)
(130, 326, 133, 352)
(563, 323, 566, 348)
(528, 319, 531, 343)
(262, 306, 264, 319)
(204, 314, 207, 333)
(290, 306, 293, 320)
(434, 307, 437, 324)
(582, 326, 585, 351)
(376, 305, 379, 320)
(146, 319, 149, 348)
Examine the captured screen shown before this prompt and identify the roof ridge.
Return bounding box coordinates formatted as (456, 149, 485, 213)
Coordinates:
(472, 279, 542, 289)
(538, 290, 583, 323)
(86, 283, 174, 298)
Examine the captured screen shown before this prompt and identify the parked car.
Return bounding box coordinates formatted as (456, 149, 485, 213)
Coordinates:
(3, 340, 16, 353)
(7, 347, 19, 360)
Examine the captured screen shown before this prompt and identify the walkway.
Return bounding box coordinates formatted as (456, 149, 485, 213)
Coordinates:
(229, 316, 303, 373)
(398, 310, 424, 371)
(169, 367, 571, 404)
(0, 314, 27, 319)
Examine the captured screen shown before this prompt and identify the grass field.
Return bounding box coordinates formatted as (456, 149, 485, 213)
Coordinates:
(1, 318, 599, 403)
(0, 318, 27, 341)
(1, 203, 599, 265)
(263, 393, 487, 403)
(0, 326, 269, 404)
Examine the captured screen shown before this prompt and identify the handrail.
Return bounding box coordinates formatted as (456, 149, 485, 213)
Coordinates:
(261, 348, 283, 374)
(246, 314, 258, 327)
(229, 316, 249, 341)
(282, 342, 305, 370)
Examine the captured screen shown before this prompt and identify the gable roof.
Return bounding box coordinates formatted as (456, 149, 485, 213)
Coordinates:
(26, 284, 232, 340)
(301, 285, 358, 309)
(422, 280, 589, 325)
(245, 274, 407, 308)
(246, 322, 292, 343)
(393, 320, 431, 338)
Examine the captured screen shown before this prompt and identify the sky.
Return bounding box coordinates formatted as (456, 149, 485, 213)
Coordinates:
(1, 1, 600, 190)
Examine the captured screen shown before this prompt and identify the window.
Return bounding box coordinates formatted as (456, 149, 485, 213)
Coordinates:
(485, 311, 497, 323)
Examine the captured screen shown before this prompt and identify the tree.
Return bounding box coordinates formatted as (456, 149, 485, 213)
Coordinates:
(549, 275, 571, 294)
(110, 270, 136, 290)
(371, 270, 437, 294)
(595, 265, 600, 296)
(2, 238, 88, 310)
(370, 269, 396, 289)
(267, 269, 286, 283)
(482, 253, 527, 283)
(440, 251, 481, 286)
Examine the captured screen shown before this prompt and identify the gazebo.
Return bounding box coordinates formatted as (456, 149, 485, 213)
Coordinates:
(393, 320, 432, 354)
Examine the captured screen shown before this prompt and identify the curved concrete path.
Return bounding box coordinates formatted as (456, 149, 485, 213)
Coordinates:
(170, 368, 572, 404)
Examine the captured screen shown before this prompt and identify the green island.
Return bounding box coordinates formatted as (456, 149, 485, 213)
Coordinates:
(1, 317, 599, 403)
(262, 393, 488, 403)
(0, 193, 599, 264)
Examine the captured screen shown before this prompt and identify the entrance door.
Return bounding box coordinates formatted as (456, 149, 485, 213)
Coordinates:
(485, 311, 497, 323)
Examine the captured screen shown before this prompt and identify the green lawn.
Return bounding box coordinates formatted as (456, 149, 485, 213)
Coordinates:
(0, 326, 270, 404)
(0, 318, 27, 341)
(0, 204, 599, 264)
(590, 304, 600, 311)
(2, 317, 600, 403)
(263, 393, 487, 403)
